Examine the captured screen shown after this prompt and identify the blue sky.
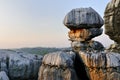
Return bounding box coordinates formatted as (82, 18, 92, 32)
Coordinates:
(0, 0, 113, 48)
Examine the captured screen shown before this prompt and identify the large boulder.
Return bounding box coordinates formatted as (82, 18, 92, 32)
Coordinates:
(104, 0, 120, 44)
(64, 7, 104, 29)
(38, 51, 79, 80)
(38, 49, 120, 80)
(0, 49, 43, 80)
(0, 71, 9, 80)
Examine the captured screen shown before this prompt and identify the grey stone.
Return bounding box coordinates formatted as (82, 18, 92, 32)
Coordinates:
(79, 51, 120, 80)
(104, 0, 120, 44)
(64, 7, 104, 29)
(38, 51, 78, 80)
(88, 28, 103, 40)
(0, 49, 43, 80)
(0, 71, 9, 80)
(71, 40, 104, 52)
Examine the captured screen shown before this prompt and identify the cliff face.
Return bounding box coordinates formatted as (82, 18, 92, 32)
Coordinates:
(38, 51, 79, 80)
(104, 0, 120, 44)
(79, 51, 120, 80)
(38, 50, 120, 80)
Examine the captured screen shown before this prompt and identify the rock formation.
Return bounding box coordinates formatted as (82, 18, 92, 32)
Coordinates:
(64, 7, 104, 52)
(79, 51, 120, 80)
(38, 1, 120, 80)
(38, 7, 104, 80)
(0, 49, 42, 80)
(64, 7, 104, 29)
(38, 51, 78, 80)
(104, 0, 120, 44)
(104, 0, 120, 52)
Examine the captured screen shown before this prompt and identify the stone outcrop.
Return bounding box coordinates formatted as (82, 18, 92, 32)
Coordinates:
(0, 49, 42, 80)
(104, 0, 120, 44)
(104, 0, 120, 53)
(0, 71, 9, 80)
(79, 51, 120, 80)
(38, 51, 79, 80)
(38, 50, 91, 80)
(38, 51, 120, 80)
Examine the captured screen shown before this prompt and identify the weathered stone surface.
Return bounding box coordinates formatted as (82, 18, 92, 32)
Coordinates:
(107, 43, 120, 53)
(38, 51, 78, 80)
(0, 71, 9, 80)
(68, 29, 90, 41)
(88, 28, 103, 40)
(79, 51, 120, 80)
(104, 0, 120, 44)
(0, 49, 43, 80)
(71, 40, 104, 52)
(64, 7, 104, 29)
(68, 28, 103, 41)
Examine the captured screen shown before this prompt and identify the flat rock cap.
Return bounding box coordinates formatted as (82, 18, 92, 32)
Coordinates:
(63, 7, 104, 29)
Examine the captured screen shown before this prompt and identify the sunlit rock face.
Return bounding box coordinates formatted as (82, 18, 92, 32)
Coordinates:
(79, 51, 120, 80)
(68, 28, 103, 42)
(104, 0, 120, 44)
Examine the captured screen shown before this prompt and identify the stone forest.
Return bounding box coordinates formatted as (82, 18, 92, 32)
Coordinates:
(0, 0, 120, 80)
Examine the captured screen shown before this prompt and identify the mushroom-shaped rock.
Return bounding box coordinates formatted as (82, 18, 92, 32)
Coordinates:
(104, 0, 120, 44)
(64, 7, 104, 29)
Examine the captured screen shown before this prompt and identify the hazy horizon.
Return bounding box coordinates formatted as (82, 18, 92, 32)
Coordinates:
(0, 0, 114, 49)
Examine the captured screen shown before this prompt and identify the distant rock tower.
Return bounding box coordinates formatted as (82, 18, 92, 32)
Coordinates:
(63, 7, 104, 52)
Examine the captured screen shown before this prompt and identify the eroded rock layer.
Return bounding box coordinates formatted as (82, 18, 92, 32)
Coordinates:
(79, 51, 120, 80)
